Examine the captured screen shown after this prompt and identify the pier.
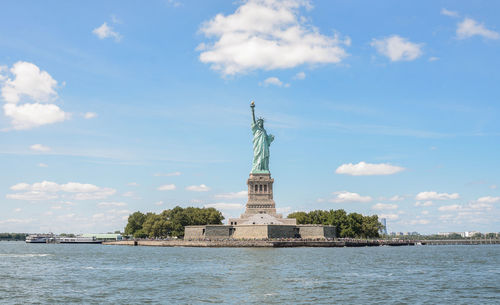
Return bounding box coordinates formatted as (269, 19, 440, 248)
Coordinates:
(419, 239, 500, 245)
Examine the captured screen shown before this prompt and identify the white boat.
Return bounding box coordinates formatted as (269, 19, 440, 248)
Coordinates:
(25, 234, 54, 243)
(56, 236, 102, 244)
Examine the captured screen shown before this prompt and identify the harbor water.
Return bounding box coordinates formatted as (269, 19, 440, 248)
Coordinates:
(0, 242, 498, 304)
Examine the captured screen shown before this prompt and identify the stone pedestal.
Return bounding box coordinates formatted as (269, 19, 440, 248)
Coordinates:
(228, 172, 296, 226)
(242, 173, 278, 218)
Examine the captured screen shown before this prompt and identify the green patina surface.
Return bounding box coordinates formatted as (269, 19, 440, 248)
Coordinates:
(250, 102, 274, 173)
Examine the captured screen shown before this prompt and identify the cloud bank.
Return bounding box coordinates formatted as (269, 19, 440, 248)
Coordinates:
(198, 0, 350, 75)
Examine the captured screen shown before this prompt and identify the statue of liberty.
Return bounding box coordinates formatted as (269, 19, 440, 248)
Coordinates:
(250, 101, 274, 173)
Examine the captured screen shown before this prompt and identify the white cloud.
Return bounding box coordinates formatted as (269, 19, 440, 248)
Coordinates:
(30, 144, 50, 152)
(457, 18, 499, 40)
(155, 201, 164, 206)
(38, 163, 48, 168)
(83, 112, 97, 119)
(6, 191, 58, 201)
(476, 196, 500, 203)
(197, 0, 350, 75)
(468, 202, 493, 210)
(107, 209, 131, 215)
(415, 201, 433, 207)
(0, 62, 69, 130)
(10, 183, 31, 191)
(438, 204, 461, 212)
(157, 184, 176, 191)
(13, 208, 22, 212)
(73, 189, 116, 200)
(378, 213, 399, 220)
(215, 191, 247, 199)
(372, 203, 398, 210)
(6, 181, 116, 201)
(127, 182, 139, 187)
(3, 103, 69, 130)
(186, 184, 211, 192)
(154, 171, 181, 177)
(421, 210, 429, 215)
(441, 8, 459, 17)
(294, 71, 306, 80)
(260, 77, 289, 87)
(335, 161, 404, 176)
(92, 22, 122, 42)
(415, 191, 459, 201)
(330, 191, 372, 203)
(370, 35, 423, 61)
(204, 203, 244, 210)
(60, 182, 101, 193)
(428, 56, 439, 62)
(1, 61, 58, 104)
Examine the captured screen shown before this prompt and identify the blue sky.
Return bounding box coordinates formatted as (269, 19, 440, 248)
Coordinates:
(1, 0, 499, 234)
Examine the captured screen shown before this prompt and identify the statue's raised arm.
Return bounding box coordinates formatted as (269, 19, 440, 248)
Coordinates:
(250, 101, 256, 124)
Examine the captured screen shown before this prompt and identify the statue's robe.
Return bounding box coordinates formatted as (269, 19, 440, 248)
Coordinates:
(251, 122, 274, 173)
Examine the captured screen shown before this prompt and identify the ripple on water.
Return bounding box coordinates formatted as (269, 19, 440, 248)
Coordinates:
(0, 243, 499, 304)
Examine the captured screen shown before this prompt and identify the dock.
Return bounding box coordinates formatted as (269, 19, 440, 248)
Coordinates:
(420, 239, 500, 245)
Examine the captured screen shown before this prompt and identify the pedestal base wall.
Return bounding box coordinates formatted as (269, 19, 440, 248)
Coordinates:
(185, 224, 335, 240)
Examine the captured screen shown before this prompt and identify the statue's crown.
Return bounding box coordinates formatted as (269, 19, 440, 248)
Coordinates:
(257, 117, 264, 122)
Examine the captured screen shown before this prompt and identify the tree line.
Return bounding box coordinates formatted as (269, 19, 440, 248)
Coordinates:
(0, 233, 27, 241)
(124, 206, 224, 238)
(287, 209, 383, 238)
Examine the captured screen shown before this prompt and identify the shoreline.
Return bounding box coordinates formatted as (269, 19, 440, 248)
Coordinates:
(102, 239, 500, 248)
(103, 239, 414, 248)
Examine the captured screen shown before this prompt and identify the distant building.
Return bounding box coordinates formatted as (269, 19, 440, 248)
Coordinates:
(380, 218, 387, 235)
(464, 231, 480, 238)
(438, 231, 483, 238)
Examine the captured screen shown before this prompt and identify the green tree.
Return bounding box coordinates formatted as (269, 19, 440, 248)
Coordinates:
(288, 212, 310, 224)
(287, 209, 382, 238)
(124, 211, 146, 236)
(123, 206, 224, 238)
(485, 233, 497, 239)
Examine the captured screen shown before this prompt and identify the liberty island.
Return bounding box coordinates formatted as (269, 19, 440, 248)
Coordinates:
(184, 102, 335, 240)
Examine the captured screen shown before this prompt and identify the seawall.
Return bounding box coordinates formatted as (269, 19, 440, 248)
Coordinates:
(102, 239, 415, 248)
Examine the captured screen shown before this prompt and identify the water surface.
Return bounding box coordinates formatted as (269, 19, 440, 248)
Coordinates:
(0, 242, 498, 304)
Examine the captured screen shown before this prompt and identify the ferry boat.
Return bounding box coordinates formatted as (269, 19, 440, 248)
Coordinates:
(26, 234, 102, 244)
(25, 234, 54, 243)
(56, 236, 102, 244)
